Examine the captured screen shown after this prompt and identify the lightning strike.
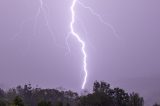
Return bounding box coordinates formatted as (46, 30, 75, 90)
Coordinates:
(11, 0, 118, 90)
(77, 0, 119, 39)
(70, 0, 88, 89)
(69, 0, 119, 89)
(12, 0, 64, 50)
(33, 0, 65, 49)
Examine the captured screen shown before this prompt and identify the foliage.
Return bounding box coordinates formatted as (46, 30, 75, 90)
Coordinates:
(128, 92, 144, 106)
(13, 96, 24, 106)
(0, 81, 148, 106)
(38, 100, 52, 106)
(79, 81, 144, 106)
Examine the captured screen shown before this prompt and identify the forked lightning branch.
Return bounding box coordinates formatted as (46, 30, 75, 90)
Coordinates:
(13, 0, 118, 90)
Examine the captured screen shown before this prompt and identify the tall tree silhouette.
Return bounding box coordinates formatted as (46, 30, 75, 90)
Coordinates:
(13, 96, 24, 106)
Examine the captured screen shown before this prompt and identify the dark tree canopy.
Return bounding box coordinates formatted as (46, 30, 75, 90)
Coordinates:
(79, 81, 144, 106)
(38, 100, 52, 106)
(0, 81, 148, 106)
(13, 96, 24, 106)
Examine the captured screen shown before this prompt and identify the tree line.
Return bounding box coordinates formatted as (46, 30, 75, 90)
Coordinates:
(0, 81, 158, 106)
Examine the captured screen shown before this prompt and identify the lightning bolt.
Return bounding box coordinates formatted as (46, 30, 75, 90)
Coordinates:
(11, 0, 118, 90)
(77, 0, 119, 39)
(69, 0, 119, 89)
(11, 0, 88, 89)
(11, 0, 64, 51)
(70, 0, 87, 89)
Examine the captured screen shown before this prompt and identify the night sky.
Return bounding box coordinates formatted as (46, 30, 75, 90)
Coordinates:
(0, 0, 160, 105)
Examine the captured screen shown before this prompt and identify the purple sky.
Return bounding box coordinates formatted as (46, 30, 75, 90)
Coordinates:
(0, 0, 160, 105)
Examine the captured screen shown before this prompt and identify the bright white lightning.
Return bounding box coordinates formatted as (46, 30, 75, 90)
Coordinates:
(70, 0, 88, 89)
(11, 0, 118, 90)
(77, 1, 119, 39)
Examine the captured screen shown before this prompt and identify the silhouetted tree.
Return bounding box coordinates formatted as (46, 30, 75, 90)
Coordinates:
(128, 92, 144, 106)
(0, 81, 145, 106)
(79, 81, 114, 106)
(38, 100, 52, 106)
(13, 96, 24, 106)
(0, 88, 5, 98)
(113, 87, 129, 106)
(6, 88, 17, 105)
(0, 89, 6, 106)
